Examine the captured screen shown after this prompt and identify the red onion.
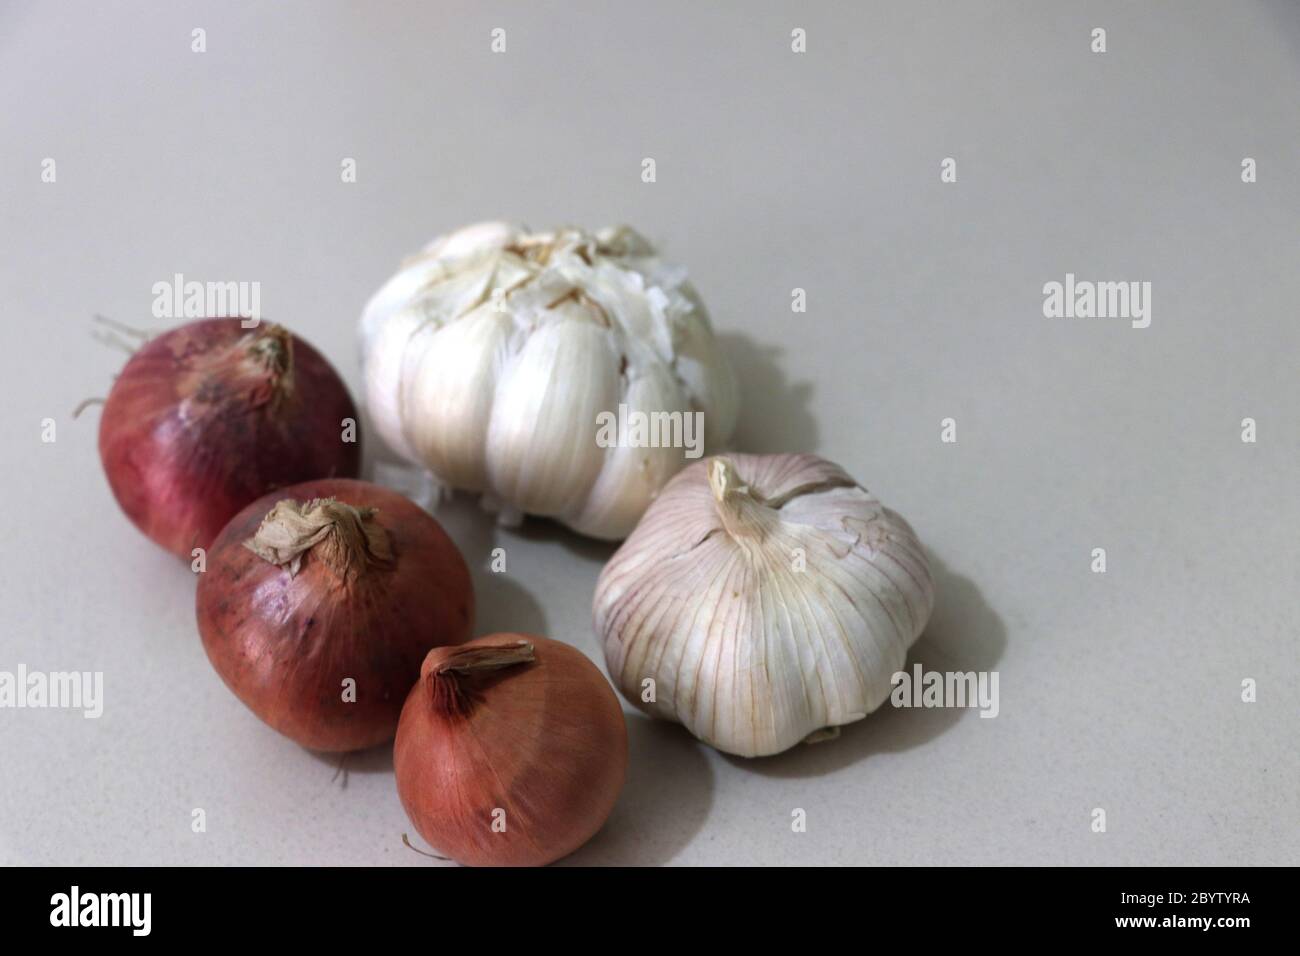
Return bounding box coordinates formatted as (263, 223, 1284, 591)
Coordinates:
(394, 634, 628, 866)
(98, 318, 360, 558)
(196, 478, 473, 752)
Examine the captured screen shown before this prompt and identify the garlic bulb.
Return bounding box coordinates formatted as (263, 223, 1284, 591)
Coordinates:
(593, 453, 935, 757)
(359, 222, 739, 540)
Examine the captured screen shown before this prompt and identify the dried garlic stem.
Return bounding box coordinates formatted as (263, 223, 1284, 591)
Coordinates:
(708, 457, 775, 541)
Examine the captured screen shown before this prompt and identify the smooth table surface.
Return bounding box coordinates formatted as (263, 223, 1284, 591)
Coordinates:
(1, 0, 1297, 865)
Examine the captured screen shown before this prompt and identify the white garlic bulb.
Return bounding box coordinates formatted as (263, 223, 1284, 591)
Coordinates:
(594, 453, 935, 757)
(359, 222, 739, 540)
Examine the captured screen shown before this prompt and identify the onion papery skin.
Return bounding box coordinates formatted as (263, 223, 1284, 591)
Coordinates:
(394, 634, 628, 867)
(99, 318, 361, 559)
(196, 479, 473, 752)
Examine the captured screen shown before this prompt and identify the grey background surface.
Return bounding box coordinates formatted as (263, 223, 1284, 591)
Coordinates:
(1, 0, 1296, 865)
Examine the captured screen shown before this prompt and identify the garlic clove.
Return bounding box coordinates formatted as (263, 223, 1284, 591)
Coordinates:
(566, 362, 690, 540)
(359, 257, 448, 352)
(486, 320, 619, 518)
(672, 303, 739, 446)
(402, 306, 514, 493)
(362, 304, 427, 461)
(363, 255, 514, 465)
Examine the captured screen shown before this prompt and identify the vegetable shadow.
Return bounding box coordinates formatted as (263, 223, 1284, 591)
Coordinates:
(312, 740, 393, 779)
(432, 494, 550, 639)
(561, 714, 714, 867)
(510, 515, 620, 565)
(716, 332, 820, 454)
(721, 553, 1006, 778)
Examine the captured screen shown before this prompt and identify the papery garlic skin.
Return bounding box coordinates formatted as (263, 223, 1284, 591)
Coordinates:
(593, 453, 935, 758)
(359, 222, 739, 540)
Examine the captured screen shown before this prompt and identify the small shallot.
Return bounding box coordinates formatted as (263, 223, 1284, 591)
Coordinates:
(394, 634, 628, 866)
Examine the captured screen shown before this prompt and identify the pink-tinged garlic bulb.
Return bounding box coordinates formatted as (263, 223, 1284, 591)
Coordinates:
(358, 222, 739, 540)
(594, 453, 935, 758)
